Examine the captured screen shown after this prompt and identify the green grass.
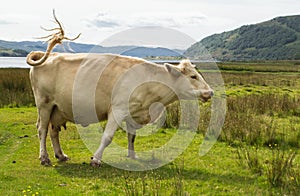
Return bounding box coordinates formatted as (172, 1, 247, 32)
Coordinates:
(0, 107, 299, 195)
(218, 61, 300, 73)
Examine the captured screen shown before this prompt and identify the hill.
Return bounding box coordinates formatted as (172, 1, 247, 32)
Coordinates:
(0, 47, 28, 57)
(121, 46, 183, 58)
(0, 40, 183, 58)
(184, 15, 300, 61)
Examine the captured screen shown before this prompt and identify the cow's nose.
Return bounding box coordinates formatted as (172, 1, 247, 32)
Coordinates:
(204, 89, 214, 97)
(201, 89, 214, 99)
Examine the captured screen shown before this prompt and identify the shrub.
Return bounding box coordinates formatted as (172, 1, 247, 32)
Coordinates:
(266, 148, 297, 189)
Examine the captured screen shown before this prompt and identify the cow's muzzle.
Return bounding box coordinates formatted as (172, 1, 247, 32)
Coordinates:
(200, 89, 214, 102)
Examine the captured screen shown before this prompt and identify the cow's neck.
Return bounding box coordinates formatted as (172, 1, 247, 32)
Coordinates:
(128, 66, 179, 125)
(149, 68, 178, 107)
(148, 83, 178, 107)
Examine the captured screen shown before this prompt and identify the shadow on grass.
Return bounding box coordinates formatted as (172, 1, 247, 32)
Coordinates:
(54, 161, 256, 186)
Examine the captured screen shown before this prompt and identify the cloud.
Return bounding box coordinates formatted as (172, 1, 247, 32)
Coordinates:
(0, 19, 16, 25)
(126, 14, 207, 30)
(100, 26, 196, 49)
(184, 16, 207, 25)
(85, 12, 121, 28)
(88, 19, 119, 28)
(128, 16, 180, 28)
(85, 12, 207, 29)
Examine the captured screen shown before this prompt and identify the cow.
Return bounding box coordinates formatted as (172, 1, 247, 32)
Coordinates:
(26, 11, 214, 167)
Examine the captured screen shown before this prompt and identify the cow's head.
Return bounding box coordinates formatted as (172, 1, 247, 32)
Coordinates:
(165, 60, 213, 102)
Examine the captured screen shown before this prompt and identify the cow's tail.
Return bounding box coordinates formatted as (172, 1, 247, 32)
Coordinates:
(26, 9, 80, 67)
(26, 38, 61, 66)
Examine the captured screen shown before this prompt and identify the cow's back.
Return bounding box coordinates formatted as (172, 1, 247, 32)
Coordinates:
(30, 53, 150, 125)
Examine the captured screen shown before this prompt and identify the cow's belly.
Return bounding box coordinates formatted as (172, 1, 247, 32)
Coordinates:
(55, 100, 109, 126)
(53, 71, 111, 126)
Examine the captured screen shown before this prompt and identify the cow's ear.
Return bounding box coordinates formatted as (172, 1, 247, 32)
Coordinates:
(165, 63, 181, 77)
(164, 63, 173, 67)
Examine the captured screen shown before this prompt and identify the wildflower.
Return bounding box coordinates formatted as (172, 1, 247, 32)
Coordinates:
(291, 176, 295, 181)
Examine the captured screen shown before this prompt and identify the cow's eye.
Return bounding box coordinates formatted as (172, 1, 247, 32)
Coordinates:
(191, 75, 197, 80)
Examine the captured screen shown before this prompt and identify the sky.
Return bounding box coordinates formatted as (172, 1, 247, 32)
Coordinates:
(0, 0, 299, 49)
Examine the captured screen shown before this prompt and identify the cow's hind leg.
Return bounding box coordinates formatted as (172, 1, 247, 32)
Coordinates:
(49, 107, 69, 162)
(37, 106, 53, 166)
(50, 125, 69, 162)
(91, 113, 119, 167)
(126, 123, 138, 159)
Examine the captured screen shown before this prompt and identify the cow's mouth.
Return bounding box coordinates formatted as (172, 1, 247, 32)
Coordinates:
(199, 89, 214, 102)
(200, 96, 211, 102)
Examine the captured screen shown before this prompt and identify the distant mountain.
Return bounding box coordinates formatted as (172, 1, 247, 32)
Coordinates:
(185, 15, 300, 61)
(0, 40, 47, 53)
(0, 40, 183, 58)
(121, 47, 183, 58)
(0, 47, 28, 57)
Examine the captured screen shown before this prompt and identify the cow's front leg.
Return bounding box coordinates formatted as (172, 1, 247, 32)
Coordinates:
(91, 113, 119, 167)
(126, 124, 138, 159)
(50, 126, 69, 162)
(37, 107, 52, 166)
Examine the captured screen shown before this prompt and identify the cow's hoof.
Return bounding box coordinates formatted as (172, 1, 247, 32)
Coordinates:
(55, 153, 70, 162)
(40, 158, 52, 166)
(58, 155, 70, 162)
(90, 159, 101, 167)
(127, 154, 139, 159)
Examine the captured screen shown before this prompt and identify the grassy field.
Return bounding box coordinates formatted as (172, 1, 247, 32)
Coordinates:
(0, 62, 299, 195)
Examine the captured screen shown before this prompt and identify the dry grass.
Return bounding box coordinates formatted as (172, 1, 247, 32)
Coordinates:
(0, 68, 33, 107)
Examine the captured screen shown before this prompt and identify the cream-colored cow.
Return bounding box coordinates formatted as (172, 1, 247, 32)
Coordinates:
(27, 11, 213, 166)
